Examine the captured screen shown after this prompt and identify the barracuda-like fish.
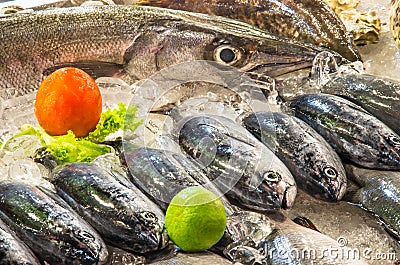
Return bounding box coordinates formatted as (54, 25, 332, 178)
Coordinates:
(0, 5, 345, 99)
(345, 165, 400, 239)
(289, 93, 400, 170)
(136, 0, 360, 62)
(50, 162, 168, 254)
(0, 217, 40, 265)
(0, 182, 108, 265)
(320, 73, 400, 135)
(176, 115, 297, 211)
(242, 111, 347, 201)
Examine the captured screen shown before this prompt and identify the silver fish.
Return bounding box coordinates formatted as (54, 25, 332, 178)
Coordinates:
(0, 5, 345, 98)
(242, 111, 347, 201)
(0, 182, 108, 265)
(284, 189, 400, 265)
(320, 73, 400, 135)
(225, 211, 368, 265)
(289, 93, 400, 170)
(121, 146, 234, 212)
(176, 115, 297, 211)
(345, 164, 400, 240)
(0, 217, 40, 265)
(50, 162, 168, 254)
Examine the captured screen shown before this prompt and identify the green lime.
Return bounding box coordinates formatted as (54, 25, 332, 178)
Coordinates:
(165, 186, 227, 252)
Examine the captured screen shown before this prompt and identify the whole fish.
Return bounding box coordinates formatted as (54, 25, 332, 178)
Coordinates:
(136, 0, 360, 62)
(0, 5, 340, 99)
(0, 218, 40, 265)
(289, 93, 400, 170)
(50, 162, 168, 253)
(242, 111, 347, 201)
(176, 115, 297, 211)
(0, 182, 108, 265)
(120, 146, 233, 212)
(284, 189, 400, 265)
(320, 73, 400, 135)
(345, 164, 400, 239)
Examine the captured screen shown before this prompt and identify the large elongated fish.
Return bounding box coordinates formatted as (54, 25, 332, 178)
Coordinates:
(0, 5, 345, 98)
(136, 0, 361, 62)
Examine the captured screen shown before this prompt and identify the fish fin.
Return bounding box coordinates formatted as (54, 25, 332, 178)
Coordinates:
(44, 61, 126, 80)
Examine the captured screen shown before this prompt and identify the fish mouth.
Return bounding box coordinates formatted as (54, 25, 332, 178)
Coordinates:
(240, 49, 349, 78)
(281, 184, 297, 209)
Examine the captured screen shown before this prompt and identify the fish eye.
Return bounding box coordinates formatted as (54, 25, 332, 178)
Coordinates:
(323, 166, 337, 179)
(389, 136, 400, 145)
(139, 211, 157, 223)
(213, 45, 242, 65)
(263, 171, 281, 182)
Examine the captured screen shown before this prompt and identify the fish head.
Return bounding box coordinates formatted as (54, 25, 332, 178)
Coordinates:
(124, 11, 348, 80)
(257, 168, 297, 209)
(312, 164, 348, 201)
(201, 33, 348, 78)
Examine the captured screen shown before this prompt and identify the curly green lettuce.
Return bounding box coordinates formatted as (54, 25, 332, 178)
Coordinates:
(3, 103, 142, 164)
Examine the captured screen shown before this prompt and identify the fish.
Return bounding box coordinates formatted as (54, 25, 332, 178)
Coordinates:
(136, 0, 361, 62)
(0, 5, 346, 99)
(263, 216, 369, 265)
(288, 93, 400, 170)
(120, 146, 234, 212)
(176, 115, 297, 211)
(120, 146, 239, 255)
(242, 111, 347, 201)
(284, 189, 400, 265)
(345, 164, 400, 239)
(225, 211, 368, 265)
(50, 162, 168, 253)
(0, 182, 108, 265)
(320, 73, 400, 135)
(0, 217, 40, 265)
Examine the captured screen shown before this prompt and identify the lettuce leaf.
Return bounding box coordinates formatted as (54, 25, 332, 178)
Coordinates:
(86, 102, 142, 142)
(3, 103, 142, 164)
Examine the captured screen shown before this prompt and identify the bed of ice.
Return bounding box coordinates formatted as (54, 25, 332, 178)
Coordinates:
(0, 1, 399, 264)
